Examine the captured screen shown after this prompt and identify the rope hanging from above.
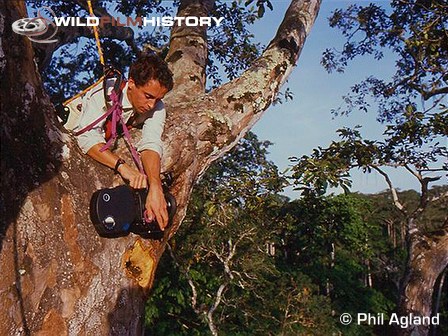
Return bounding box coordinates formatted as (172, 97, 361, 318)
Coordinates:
(87, 0, 105, 67)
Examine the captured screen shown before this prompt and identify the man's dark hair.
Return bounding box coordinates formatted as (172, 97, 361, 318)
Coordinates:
(129, 53, 174, 91)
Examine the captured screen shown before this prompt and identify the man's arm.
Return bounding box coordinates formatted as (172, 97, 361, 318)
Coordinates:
(141, 149, 168, 230)
(76, 83, 147, 188)
(87, 144, 147, 189)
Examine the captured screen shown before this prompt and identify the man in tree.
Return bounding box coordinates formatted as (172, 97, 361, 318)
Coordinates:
(1, 1, 322, 333)
(75, 53, 174, 229)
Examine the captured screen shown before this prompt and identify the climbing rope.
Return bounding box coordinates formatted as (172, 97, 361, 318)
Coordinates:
(87, 0, 105, 66)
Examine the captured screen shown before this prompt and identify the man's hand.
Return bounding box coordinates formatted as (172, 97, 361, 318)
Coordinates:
(86, 145, 148, 189)
(117, 164, 148, 189)
(140, 150, 168, 230)
(145, 184, 169, 230)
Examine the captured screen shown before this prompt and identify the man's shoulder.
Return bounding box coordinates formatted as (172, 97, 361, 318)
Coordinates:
(87, 77, 122, 101)
(154, 99, 165, 111)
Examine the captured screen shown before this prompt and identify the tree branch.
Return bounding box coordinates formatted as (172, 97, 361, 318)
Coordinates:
(371, 165, 407, 216)
(408, 82, 448, 100)
(166, 0, 215, 98)
(196, 0, 322, 165)
(160, 0, 321, 239)
(206, 282, 226, 336)
(206, 233, 257, 335)
(422, 86, 448, 100)
(404, 164, 422, 182)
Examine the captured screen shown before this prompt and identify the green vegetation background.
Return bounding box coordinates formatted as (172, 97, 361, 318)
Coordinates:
(144, 132, 447, 335)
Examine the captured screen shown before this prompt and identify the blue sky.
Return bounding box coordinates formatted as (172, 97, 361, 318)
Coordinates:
(249, 0, 426, 198)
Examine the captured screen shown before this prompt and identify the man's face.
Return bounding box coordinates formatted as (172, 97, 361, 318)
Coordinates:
(127, 78, 169, 114)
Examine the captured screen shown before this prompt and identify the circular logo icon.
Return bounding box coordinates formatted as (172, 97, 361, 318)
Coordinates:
(340, 313, 353, 325)
(12, 18, 48, 36)
(103, 193, 111, 202)
(11, 6, 58, 44)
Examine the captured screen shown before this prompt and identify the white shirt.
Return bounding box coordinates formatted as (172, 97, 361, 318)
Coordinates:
(74, 78, 166, 157)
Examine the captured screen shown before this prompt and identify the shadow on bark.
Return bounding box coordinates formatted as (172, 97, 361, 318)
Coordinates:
(0, 1, 64, 253)
(0, 108, 62, 252)
(108, 286, 146, 335)
(430, 266, 448, 336)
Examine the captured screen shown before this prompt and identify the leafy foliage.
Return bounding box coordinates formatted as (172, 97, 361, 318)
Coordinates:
(289, 126, 380, 195)
(289, 2, 447, 332)
(143, 132, 446, 335)
(207, 1, 262, 88)
(145, 133, 339, 335)
(292, 0, 447, 197)
(322, 1, 447, 111)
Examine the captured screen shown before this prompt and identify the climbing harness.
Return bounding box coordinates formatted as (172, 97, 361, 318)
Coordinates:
(74, 87, 144, 174)
(57, 1, 145, 173)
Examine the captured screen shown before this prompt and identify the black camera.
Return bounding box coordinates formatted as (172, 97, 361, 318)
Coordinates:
(89, 173, 176, 240)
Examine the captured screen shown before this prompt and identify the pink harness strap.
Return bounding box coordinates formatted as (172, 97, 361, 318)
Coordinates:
(75, 90, 145, 174)
(73, 106, 113, 136)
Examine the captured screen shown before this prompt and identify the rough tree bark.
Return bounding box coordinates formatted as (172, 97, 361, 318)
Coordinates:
(396, 226, 448, 336)
(0, 0, 321, 335)
(375, 168, 448, 336)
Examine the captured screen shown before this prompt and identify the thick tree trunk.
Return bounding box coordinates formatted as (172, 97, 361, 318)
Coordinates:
(1, 0, 321, 334)
(1, 2, 147, 335)
(396, 228, 448, 336)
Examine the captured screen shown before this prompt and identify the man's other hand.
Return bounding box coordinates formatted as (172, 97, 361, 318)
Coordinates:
(118, 164, 148, 189)
(145, 185, 168, 230)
